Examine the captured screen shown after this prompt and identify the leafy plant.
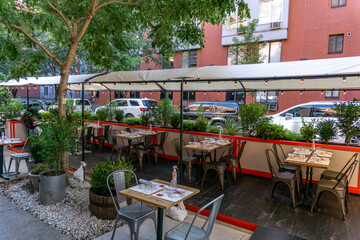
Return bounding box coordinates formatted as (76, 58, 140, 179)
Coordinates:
(207, 125, 221, 134)
(140, 113, 151, 126)
(170, 112, 181, 129)
(33, 116, 80, 172)
(124, 117, 141, 125)
(29, 163, 49, 175)
(27, 141, 44, 164)
(257, 123, 286, 140)
(90, 159, 135, 196)
(183, 120, 197, 131)
(222, 118, 240, 135)
(334, 100, 360, 146)
(195, 107, 209, 132)
(300, 118, 317, 142)
(114, 109, 124, 122)
(284, 130, 303, 141)
(316, 119, 337, 144)
(150, 98, 177, 127)
(105, 101, 119, 121)
(0, 99, 24, 120)
(95, 108, 108, 121)
(238, 103, 270, 136)
(40, 111, 51, 120)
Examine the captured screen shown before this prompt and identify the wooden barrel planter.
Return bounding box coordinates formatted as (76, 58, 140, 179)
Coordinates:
(89, 189, 118, 220)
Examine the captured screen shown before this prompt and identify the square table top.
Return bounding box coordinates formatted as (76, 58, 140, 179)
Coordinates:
(183, 140, 232, 153)
(284, 149, 332, 169)
(115, 131, 157, 140)
(118, 179, 200, 210)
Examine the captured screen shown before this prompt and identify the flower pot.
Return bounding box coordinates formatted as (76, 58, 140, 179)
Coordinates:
(89, 188, 118, 220)
(39, 170, 66, 205)
(28, 172, 40, 190)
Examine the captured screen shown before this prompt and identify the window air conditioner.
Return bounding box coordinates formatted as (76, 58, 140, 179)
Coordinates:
(270, 21, 281, 29)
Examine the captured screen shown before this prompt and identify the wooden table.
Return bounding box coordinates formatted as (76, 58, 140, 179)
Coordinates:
(183, 140, 232, 162)
(118, 179, 200, 240)
(285, 149, 332, 206)
(0, 140, 23, 180)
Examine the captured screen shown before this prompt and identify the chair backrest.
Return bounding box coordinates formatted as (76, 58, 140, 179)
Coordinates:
(272, 143, 286, 171)
(218, 145, 234, 164)
(158, 132, 168, 147)
(107, 170, 138, 212)
(143, 134, 152, 150)
(333, 153, 359, 190)
(110, 129, 121, 146)
(86, 127, 94, 140)
(172, 138, 190, 157)
(336, 152, 358, 179)
(124, 127, 131, 133)
(235, 141, 247, 162)
(265, 149, 279, 178)
(21, 136, 32, 153)
(189, 134, 200, 143)
(185, 194, 224, 240)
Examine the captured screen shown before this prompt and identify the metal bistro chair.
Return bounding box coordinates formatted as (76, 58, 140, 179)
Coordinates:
(320, 152, 358, 200)
(152, 131, 168, 164)
(229, 141, 247, 182)
(85, 126, 95, 151)
(172, 138, 198, 183)
(107, 170, 156, 240)
(110, 130, 130, 161)
(7, 136, 31, 174)
(273, 143, 303, 193)
(189, 135, 212, 163)
(265, 149, 297, 208)
(165, 194, 224, 240)
(311, 156, 359, 221)
(136, 134, 154, 170)
(201, 145, 234, 190)
(94, 124, 112, 151)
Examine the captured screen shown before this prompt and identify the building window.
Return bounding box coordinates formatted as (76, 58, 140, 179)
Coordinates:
(328, 34, 344, 54)
(183, 91, 196, 101)
(44, 87, 49, 96)
(225, 91, 245, 103)
(325, 90, 340, 99)
(256, 91, 278, 110)
(129, 91, 140, 98)
(259, 0, 283, 25)
(260, 41, 281, 63)
(160, 90, 173, 100)
(94, 91, 100, 98)
(182, 50, 197, 68)
(225, 9, 247, 30)
(114, 91, 126, 98)
(332, 0, 346, 7)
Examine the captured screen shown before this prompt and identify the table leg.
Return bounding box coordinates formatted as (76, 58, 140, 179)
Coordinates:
(157, 208, 164, 240)
(0, 145, 9, 180)
(305, 166, 310, 199)
(309, 167, 313, 189)
(214, 149, 217, 162)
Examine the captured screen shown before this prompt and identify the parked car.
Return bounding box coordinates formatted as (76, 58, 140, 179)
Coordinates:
(48, 98, 93, 112)
(183, 101, 242, 126)
(94, 98, 157, 118)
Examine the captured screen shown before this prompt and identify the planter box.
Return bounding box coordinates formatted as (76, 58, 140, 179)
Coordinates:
(89, 189, 117, 220)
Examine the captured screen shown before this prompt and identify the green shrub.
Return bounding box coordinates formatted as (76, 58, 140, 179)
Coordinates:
(96, 108, 107, 121)
(238, 103, 270, 136)
(90, 159, 135, 196)
(30, 106, 41, 118)
(149, 98, 177, 127)
(300, 118, 317, 142)
(114, 109, 124, 122)
(170, 112, 181, 129)
(316, 119, 337, 144)
(207, 125, 221, 134)
(29, 163, 49, 175)
(48, 108, 58, 116)
(222, 118, 240, 135)
(140, 113, 151, 126)
(124, 117, 141, 125)
(284, 129, 303, 141)
(257, 123, 286, 140)
(183, 120, 197, 131)
(27, 142, 44, 163)
(0, 99, 24, 120)
(40, 111, 51, 120)
(195, 107, 209, 132)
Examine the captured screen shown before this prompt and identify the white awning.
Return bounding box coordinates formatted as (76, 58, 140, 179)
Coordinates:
(1, 56, 360, 91)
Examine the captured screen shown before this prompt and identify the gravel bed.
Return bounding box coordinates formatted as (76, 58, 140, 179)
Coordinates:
(0, 177, 116, 239)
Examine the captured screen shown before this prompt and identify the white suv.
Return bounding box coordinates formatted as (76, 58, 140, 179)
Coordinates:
(48, 98, 93, 112)
(95, 98, 157, 118)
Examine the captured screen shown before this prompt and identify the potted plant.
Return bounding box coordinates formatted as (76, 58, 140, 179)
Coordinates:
(28, 163, 48, 190)
(34, 116, 80, 205)
(89, 158, 135, 220)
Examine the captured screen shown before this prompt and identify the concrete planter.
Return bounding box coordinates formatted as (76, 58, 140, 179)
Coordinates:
(89, 188, 118, 220)
(39, 170, 66, 205)
(28, 172, 40, 191)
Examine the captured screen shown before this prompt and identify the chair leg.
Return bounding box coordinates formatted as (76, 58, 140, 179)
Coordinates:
(15, 159, 21, 174)
(217, 167, 225, 190)
(288, 182, 296, 208)
(335, 191, 347, 221)
(239, 161, 243, 176)
(111, 215, 121, 240)
(201, 168, 209, 187)
(311, 189, 322, 212)
(267, 182, 276, 201)
(153, 147, 159, 164)
(8, 157, 14, 172)
(230, 161, 237, 182)
(185, 162, 193, 183)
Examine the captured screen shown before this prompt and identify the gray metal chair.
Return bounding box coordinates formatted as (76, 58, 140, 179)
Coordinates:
(94, 124, 112, 151)
(136, 134, 154, 170)
(311, 157, 359, 221)
(189, 134, 212, 163)
(201, 145, 234, 190)
(172, 138, 198, 183)
(229, 141, 247, 182)
(107, 170, 156, 240)
(7, 136, 31, 174)
(320, 152, 358, 200)
(110, 130, 129, 161)
(152, 131, 168, 164)
(273, 143, 303, 193)
(165, 194, 224, 240)
(265, 149, 297, 208)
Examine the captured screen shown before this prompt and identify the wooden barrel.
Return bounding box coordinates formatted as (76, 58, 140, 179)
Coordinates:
(89, 189, 118, 220)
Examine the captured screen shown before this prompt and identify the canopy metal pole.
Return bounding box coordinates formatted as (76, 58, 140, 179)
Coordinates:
(239, 81, 246, 105)
(109, 90, 112, 103)
(26, 87, 29, 110)
(179, 78, 184, 184)
(81, 83, 85, 179)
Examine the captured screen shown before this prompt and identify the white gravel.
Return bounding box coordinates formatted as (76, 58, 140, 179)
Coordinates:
(0, 177, 116, 240)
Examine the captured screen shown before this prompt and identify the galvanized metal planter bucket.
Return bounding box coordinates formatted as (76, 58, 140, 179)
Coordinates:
(39, 170, 66, 205)
(28, 172, 40, 191)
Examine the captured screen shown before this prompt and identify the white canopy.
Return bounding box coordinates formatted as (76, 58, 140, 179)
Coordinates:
(2, 56, 360, 91)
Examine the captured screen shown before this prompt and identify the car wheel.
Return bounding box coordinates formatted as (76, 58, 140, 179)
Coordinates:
(212, 122, 224, 128)
(126, 114, 134, 118)
(350, 136, 360, 145)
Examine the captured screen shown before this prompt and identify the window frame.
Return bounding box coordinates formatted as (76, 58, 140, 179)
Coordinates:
(324, 90, 340, 99)
(331, 0, 346, 8)
(183, 91, 196, 101)
(129, 91, 140, 98)
(182, 50, 197, 68)
(328, 34, 344, 54)
(160, 90, 173, 100)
